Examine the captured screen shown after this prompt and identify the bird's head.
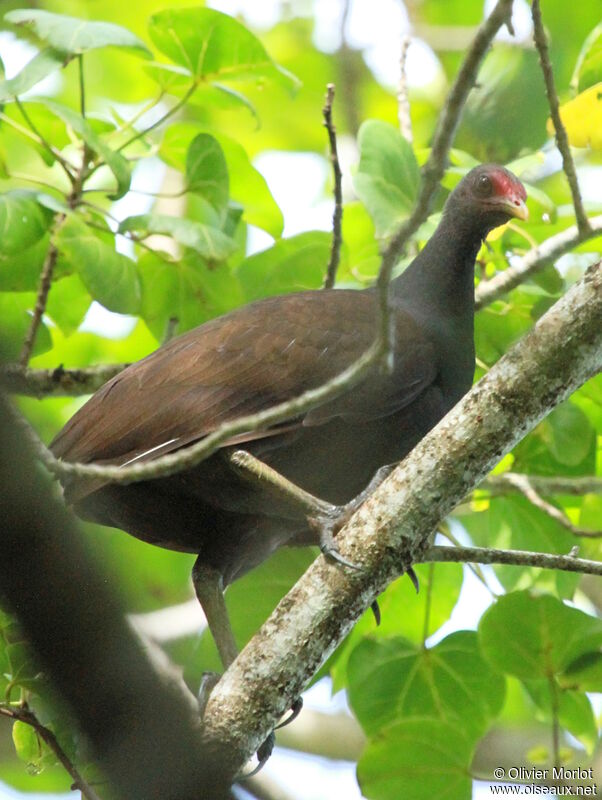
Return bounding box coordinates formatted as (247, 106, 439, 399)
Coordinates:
(446, 164, 528, 236)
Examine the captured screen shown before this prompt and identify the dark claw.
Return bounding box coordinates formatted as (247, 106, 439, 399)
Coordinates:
(244, 732, 275, 778)
(370, 600, 381, 626)
(275, 696, 303, 730)
(407, 567, 420, 594)
(320, 542, 362, 571)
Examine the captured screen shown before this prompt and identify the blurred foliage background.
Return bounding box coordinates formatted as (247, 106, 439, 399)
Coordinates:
(0, 0, 601, 798)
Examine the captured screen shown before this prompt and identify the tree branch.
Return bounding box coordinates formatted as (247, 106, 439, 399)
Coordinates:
(200, 260, 602, 777)
(376, 0, 515, 359)
(422, 544, 602, 576)
(475, 215, 602, 309)
(0, 362, 129, 397)
(482, 473, 602, 496)
(531, 0, 590, 236)
(322, 84, 343, 290)
(0, 705, 102, 800)
(18, 215, 66, 367)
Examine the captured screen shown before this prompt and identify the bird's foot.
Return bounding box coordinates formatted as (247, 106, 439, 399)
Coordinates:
(199, 674, 302, 778)
(197, 670, 221, 718)
(240, 697, 303, 778)
(198, 672, 277, 776)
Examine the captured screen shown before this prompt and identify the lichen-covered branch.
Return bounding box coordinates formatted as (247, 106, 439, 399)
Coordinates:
(322, 83, 343, 290)
(475, 215, 602, 309)
(531, 0, 590, 235)
(201, 260, 602, 777)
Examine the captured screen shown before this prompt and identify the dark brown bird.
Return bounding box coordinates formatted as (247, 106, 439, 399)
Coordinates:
(51, 164, 527, 745)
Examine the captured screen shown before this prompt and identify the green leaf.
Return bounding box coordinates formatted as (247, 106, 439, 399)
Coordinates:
(41, 99, 131, 199)
(329, 563, 463, 692)
(0, 191, 53, 254)
(348, 631, 505, 741)
(55, 216, 140, 314)
(0, 49, 66, 102)
(136, 250, 243, 340)
(354, 120, 420, 238)
(479, 591, 602, 680)
(541, 401, 595, 466)
(45, 274, 91, 336)
(0, 235, 49, 291)
(5, 9, 150, 58)
(12, 721, 42, 767)
(161, 124, 283, 237)
(358, 718, 473, 800)
(148, 7, 298, 91)
(0, 293, 52, 361)
(560, 651, 602, 693)
(186, 133, 229, 213)
(236, 232, 330, 300)
(119, 214, 237, 261)
(572, 23, 602, 94)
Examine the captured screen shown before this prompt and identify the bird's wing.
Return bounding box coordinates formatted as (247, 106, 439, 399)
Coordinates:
(50, 289, 438, 469)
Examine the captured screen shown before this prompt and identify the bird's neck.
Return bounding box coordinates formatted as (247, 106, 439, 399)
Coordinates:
(391, 209, 484, 324)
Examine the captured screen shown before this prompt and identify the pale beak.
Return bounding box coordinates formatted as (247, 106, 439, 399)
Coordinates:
(505, 197, 529, 221)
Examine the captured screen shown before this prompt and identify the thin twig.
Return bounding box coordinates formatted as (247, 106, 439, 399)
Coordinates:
(376, 0, 515, 364)
(0, 705, 102, 800)
(322, 84, 343, 289)
(500, 473, 602, 538)
(117, 83, 198, 153)
(422, 545, 602, 577)
(531, 0, 590, 236)
(475, 214, 602, 308)
(9, 340, 384, 483)
(18, 215, 66, 367)
(397, 35, 413, 143)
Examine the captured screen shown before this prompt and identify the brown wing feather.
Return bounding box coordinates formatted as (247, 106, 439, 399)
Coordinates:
(51, 289, 437, 469)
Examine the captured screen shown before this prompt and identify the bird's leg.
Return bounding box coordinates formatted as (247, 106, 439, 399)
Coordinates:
(230, 452, 418, 624)
(191, 558, 300, 776)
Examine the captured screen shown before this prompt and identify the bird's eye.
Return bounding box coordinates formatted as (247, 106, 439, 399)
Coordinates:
(477, 174, 493, 196)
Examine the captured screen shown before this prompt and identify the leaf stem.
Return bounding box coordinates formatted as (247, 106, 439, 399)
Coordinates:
(78, 55, 86, 119)
(14, 98, 75, 182)
(117, 83, 198, 153)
